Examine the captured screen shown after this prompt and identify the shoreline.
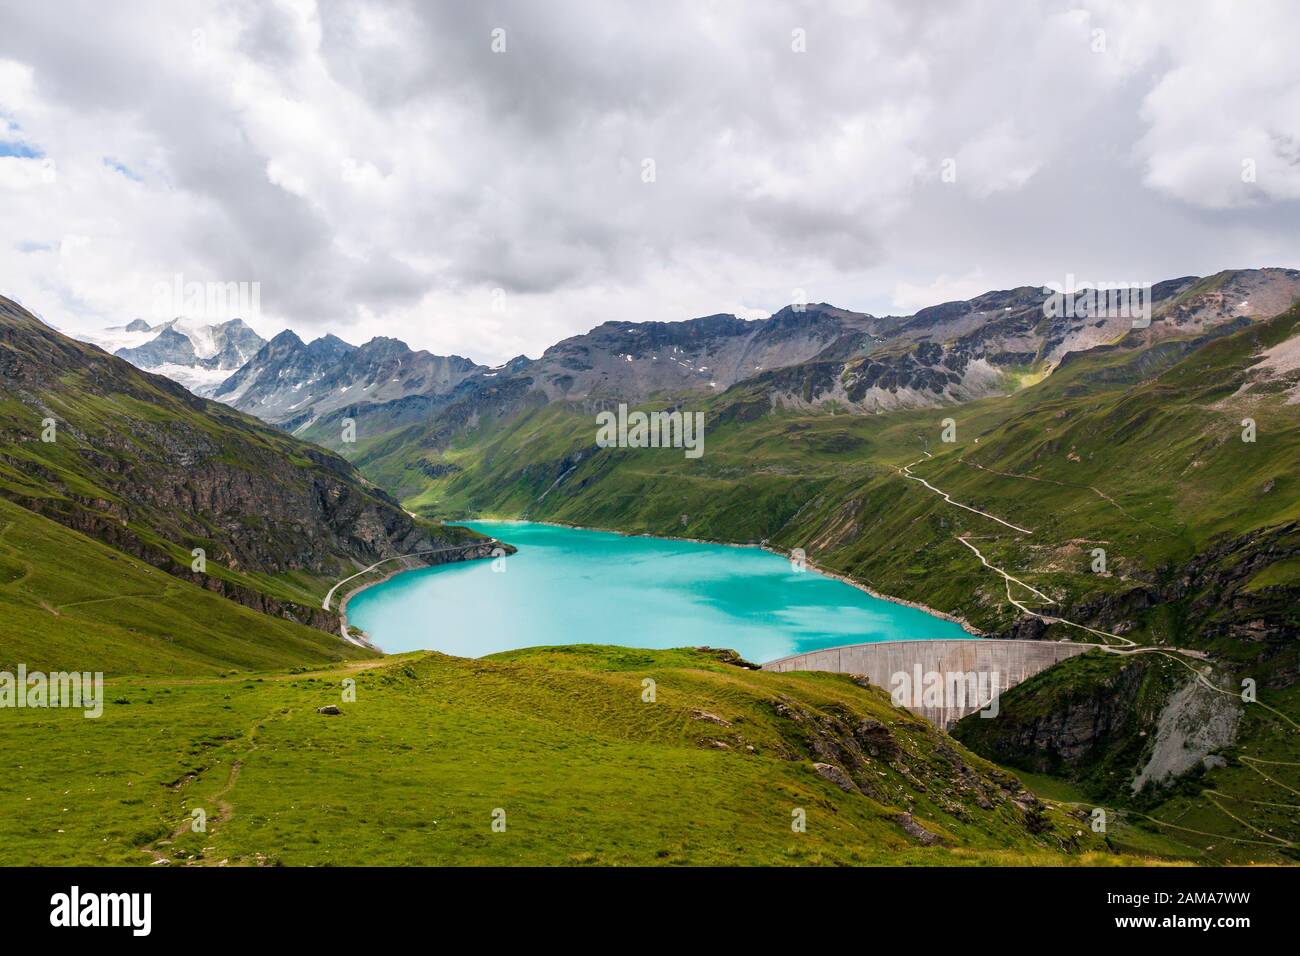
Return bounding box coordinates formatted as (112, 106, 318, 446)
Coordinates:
(337, 561, 411, 650)
(463, 515, 985, 637)
(335, 541, 504, 650)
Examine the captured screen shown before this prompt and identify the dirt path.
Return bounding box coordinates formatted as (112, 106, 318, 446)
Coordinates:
(896, 452, 1215, 654)
(58, 585, 175, 609)
(898, 454, 1035, 534)
(143, 704, 295, 866)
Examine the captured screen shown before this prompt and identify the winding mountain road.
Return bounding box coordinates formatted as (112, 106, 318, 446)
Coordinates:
(895, 452, 1192, 652)
(889, 447, 1293, 854)
(322, 542, 499, 612)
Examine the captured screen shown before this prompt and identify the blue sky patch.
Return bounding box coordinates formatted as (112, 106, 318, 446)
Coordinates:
(103, 157, 142, 181)
(0, 139, 43, 159)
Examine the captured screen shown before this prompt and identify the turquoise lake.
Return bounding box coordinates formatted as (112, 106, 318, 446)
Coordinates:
(346, 521, 973, 663)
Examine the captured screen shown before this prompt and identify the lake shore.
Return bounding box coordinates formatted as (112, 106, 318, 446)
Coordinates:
(336, 540, 507, 649)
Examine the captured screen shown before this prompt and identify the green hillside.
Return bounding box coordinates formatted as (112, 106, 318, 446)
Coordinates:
(0, 496, 375, 675)
(0, 646, 1139, 866)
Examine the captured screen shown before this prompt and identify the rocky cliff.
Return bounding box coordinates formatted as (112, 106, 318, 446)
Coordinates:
(951, 651, 1244, 804)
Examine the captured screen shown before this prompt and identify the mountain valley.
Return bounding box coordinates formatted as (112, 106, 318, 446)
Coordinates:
(6, 267, 1298, 866)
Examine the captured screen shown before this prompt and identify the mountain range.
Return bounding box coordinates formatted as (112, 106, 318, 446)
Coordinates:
(1, 286, 1107, 868)
(66, 268, 1300, 457)
(73, 316, 266, 396)
(213, 331, 484, 437)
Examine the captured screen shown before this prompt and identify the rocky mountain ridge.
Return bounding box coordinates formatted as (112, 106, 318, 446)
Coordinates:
(75, 316, 266, 396)
(214, 329, 485, 438)
(64, 269, 1300, 449)
(238, 269, 1300, 455)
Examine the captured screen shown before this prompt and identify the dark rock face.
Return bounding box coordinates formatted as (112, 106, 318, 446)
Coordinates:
(948, 652, 1213, 809)
(958, 657, 1156, 774)
(953, 648, 1249, 806)
(1174, 522, 1300, 654)
(994, 521, 1299, 679)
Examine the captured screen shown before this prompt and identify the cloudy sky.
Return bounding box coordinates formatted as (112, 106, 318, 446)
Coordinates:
(1, 0, 1298, 365)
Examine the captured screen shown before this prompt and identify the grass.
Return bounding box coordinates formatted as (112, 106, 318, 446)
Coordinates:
(0, 497, 376, 675)
(0, 647, 1153, 866)
(1016, 770, 1093, 804)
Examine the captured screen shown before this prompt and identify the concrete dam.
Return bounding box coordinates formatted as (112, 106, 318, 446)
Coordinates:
(763, 639, 1093, 728)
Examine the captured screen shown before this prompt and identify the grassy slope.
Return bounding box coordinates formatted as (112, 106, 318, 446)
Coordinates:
(0, 357, 324, 610)
(0, 470, 1133, 866)
(0, 496, 375, 675)
(0, 647, 1140, 866)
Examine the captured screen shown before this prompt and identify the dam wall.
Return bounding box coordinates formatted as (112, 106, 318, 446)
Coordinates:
(762, 639, 1094, 728)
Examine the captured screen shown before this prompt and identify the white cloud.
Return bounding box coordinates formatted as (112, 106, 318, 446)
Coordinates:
(0, 0, 1297, 365)
(891, 270, 993, 314)
(952, 122, 1040, 199)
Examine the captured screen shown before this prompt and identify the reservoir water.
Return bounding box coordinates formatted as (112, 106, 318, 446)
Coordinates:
(346, 520, 973, 663)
